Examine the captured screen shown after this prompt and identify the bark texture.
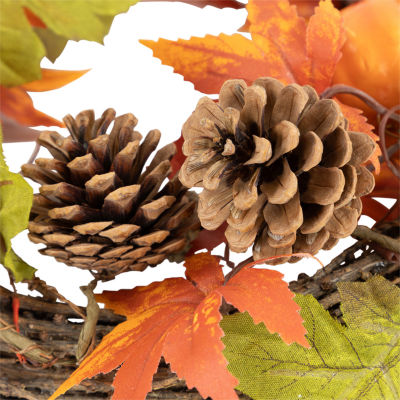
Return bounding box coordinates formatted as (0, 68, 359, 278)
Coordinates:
(0, 248, 398, 399)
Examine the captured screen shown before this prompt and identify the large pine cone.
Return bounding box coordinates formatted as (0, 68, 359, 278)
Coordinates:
(22, 109, 199, 279)
(179, 78, 376, 264)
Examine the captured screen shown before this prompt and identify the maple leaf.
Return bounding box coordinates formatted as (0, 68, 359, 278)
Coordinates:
(0, 68, 89, 139)
(49, 253, 307, 400)
(222, 276, 400, 400)
(141, 0, 344, 94)
(141, 0, 379, 167)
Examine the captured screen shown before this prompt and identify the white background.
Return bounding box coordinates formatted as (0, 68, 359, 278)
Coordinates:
(1, 2, 385, 306)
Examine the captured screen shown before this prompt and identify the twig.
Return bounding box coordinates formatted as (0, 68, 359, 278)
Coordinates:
(224, 256, 253, 283)
(320, 84, 400, 123)
(220, 243, 235, 269)
(25, 142, 41, 165)
(320, 241, 366, 276)
(76, 281, 100, 363)
(25, 277, 86, 319)
(379, 105, 400, 179)
(0, 318, 55, 366)
(352, 225, 400, 254)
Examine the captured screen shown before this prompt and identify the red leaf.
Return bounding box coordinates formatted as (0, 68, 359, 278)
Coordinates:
(361, 197, 389, 222)
(187, 222, 228, 255)
(368, 162, 400, 199)
(0, 86, 63, 127)
(169, 136, 185, 178)
(49, 253, 307, 400)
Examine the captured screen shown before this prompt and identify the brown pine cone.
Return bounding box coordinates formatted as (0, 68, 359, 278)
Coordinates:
(22, 109, 200, 280)
(179, 78, 376, 264)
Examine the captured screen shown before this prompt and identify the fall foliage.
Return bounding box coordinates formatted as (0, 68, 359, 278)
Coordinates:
(49, 253, 307, 400)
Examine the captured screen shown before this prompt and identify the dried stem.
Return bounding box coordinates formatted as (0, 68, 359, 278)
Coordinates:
(379, 105, 400, 179)
(221, 243, 235, 269)
(24, 277, 86, 320)
(76, 281, 100, 362)
(25, 142, 41, 165)
(320, 84, 400, 123)
(352, 225, 399, 254)
(224, 256, 253, 283)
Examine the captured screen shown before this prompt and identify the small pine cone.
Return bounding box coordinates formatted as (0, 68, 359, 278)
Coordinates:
(179, 78, 376, 264)
(22, 109, 200, 279)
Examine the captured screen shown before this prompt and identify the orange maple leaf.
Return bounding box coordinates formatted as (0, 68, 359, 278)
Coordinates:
(0, 68, 89, 137)
(49, 253, 308, 400)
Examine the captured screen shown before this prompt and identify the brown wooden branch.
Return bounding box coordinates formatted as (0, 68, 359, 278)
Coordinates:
(352, 225, 400, 254)
(0, 247, 398, 399)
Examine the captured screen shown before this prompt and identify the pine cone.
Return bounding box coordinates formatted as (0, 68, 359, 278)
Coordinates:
(22, 109, 199, 279)
(179, 78, 376, 264)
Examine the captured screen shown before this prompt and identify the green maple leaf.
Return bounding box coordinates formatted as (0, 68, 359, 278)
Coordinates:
(0, 128, 35, 281)
(221, 276, 400, 400)
(0, 0, 138, 86)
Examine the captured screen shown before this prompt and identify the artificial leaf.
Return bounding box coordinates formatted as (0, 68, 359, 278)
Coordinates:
(368, 162, 400, 199)
(142, 0, 345, 93)
(0, 68, 89, 132)
(246, 0, 308, 85)
(337, 100, 381, 173)
(49, 252, 307, 400)
(33, 27, 68, 63)
(141, 34, 268, 95)
(169, 136, 185, 178)
(0, 128, 36, 281)
(0, 86, 63, 129)
(0, 0, 45, 86)
(25, 0, 138, 43)
(23, 7, 46, 28)
(187, 222, 228, 255)
(1, 0, 137, 87)
(361, 197, 390, 223)
(305, 0, 345, 93)
(222, 276, 400, 400)
(21, 68, 89, 92)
